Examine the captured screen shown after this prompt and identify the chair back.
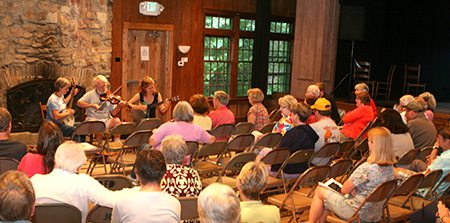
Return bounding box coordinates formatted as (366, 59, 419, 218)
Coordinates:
(350, 138, 369, 159)
(404, 64, 421, 84)
(397, 149, 419, 166)
(339, 139, 355, 158)
(386, 64, 396, 90)
(289, 166, 331, 192)
(310, 142, 341, 166)
(94, 175, 133, 191)
(365, 179, 398, 203)
(71, 121, 106, 140)
(221, 152, 257, 175)
(109, 122, 136, 136)
(252, 132, 282, 151)
(329, 159, 353, 179)
(86, 205, 112, 223)
(416, 146, 433, 162)
(194, 141, 227, 159)
(269, 109, 282, 122)
(209, 124, 235, 138)
(179, 196, 199, 221)
(33, 203, 82, 223)
(186, 141, 199, 162)
(260, 148, 290, 166)
(392, 173, 425, 208)
(0, 158, 19, 175)
(39, 101, 47, 122)
(419, 169, 443, 199)
(259, 122, 276, 134)
(227, 134, 255, 152)
(285, 150, 315, 166)
(231, 122, 254, 135)
(134, 118, 161, 132)
(124, 130, 152, 148)
(353, 60, 371, 81)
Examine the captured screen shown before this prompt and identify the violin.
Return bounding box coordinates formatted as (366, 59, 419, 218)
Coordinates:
(100, 93, 123, 104)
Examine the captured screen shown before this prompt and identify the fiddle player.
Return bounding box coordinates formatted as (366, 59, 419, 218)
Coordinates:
(47, 77, 79, 137)
(77, 75, 125, 134)
(127, 76, 169, 123)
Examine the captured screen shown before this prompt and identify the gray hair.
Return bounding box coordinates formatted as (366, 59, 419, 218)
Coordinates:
(92, 75, 108, 86)
(198, 183, 240, 223)
(237, 161, 268, 200)
(214, 91, 230, 106)
(54, 77, 70, 91)
(399, 94, 415, 106)
(172, 101, 194, 122)
(0, 107, 11, 132)
(354, 83, 369, 92)
(54, 141, 87, 173)
(305, 84, 321, 98)
(161, 135, 187, 164)
(418, 92, 436, 111)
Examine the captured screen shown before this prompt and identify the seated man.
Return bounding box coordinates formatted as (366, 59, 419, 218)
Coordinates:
(405, 100, 437, 149)
(0, 170, 35, 222)
(0, 107, 26, 161)
(31, 141, 116, 220)
(198, 183, 240, 223)
(208, 90, 235, 129)
(341, 92, 374, 140)
(112, 149, 181, 223)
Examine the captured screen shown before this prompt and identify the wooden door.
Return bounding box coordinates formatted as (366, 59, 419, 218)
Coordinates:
(122, 23, 174, 122)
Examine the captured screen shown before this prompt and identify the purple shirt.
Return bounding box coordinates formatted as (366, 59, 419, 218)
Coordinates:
(151, 121, 213, 150)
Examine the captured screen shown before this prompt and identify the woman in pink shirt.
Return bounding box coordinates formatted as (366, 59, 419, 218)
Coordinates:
(18, 121, 63, 177)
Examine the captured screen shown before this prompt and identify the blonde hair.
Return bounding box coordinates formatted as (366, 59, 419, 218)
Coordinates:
(418, 92, 436, 111)
(237, 161, 268, 200)
(54, 141, 87, 173)
(278, 95, 298, 111)
(367, 127, 396, 166)
(247, 88, 265, 104)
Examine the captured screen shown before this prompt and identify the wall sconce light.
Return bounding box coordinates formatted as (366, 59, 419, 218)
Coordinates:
(178, 45, 190, 66)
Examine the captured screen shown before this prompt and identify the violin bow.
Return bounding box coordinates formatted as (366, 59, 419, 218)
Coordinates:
(95, 85, 122, 112)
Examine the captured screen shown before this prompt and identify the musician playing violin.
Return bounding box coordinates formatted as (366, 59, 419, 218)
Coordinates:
(77, 75, 126, 133)
(47, 77, 79, 137)
(127, 76, 169, 123)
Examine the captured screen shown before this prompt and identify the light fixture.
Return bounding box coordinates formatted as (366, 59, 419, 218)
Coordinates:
(178, 45, 191, 54)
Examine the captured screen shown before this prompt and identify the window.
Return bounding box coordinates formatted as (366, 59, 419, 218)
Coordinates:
(237, 38, 253, 96)
(203, 36, 231, 96)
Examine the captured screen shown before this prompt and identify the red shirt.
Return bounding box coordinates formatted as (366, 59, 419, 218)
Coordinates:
(18, 153, 48, 178)
(341, 105, 374, 140)
(208, 106, 235, 129)
(370, 98, 378, 117)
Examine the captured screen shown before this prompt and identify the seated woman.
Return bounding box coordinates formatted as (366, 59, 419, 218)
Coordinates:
(149, 101, 215, 150)
(308, 127, 396, 223)
(341, 92, 375, 140)
(160, 135, 202, 197)
(237, 161, 280, 223)
(112, 150, 181, 223)
(18, 121, 64, 178)
(418, 92, 436, 121)
(373, 108, 414, 160)
(198, 183, 240, 223)
(246, 88, 269, 131)
(189, 94, 212, 131)
(272, 95, 298, 135)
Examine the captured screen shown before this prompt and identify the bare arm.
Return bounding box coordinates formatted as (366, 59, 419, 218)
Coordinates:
(51, 108, 74, 120)
(77, 100, 100, 110)
(341, 178, 356, 195)
(127, 93, 147, 111)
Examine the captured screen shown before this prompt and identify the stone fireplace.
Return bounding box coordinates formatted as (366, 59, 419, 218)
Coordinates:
(0, 0, 113, 132)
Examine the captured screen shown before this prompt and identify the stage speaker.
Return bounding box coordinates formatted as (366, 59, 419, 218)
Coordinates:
(339, 5, 365, 41)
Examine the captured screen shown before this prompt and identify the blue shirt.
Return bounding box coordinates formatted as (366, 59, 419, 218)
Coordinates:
(428, 149, 450, 197)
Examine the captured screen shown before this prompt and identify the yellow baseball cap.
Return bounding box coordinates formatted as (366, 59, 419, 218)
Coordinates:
(311, 98, 331, 111)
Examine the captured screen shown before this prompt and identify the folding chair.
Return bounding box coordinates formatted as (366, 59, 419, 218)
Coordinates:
(231, 122, 254, 135)
(185, 141, 199, 166)
(339, 139, 355, 159)
(309, 142, 341, 166)
(86, 205, 112, 223)
(71, 121, 107, 174)
(39, 101, 47, 122)
(269, 109, 282, 122)
(104, 122, 136, 154)
(263, 149, 314, 194)
(0, 157, 19, 175)
(193, 141, 228, 176)
(259, 122, 276, 134)
(251, 132, 282, 152)
(179, 196, 199, 221)
(416, 146, 434, 163)
(267, 166, 331, 222)
(209, 124, 235, 141)
(396, 149, 419, 166)
(201, 152, 257, 189)
(134, 118, 161, 132)
(329, 159, 353, 183)
(326, 180, 398, 223)
(33, 203, 82, 223)
(227, 133, 255, 153)
(388, 173, 425, 209)
(340, 156, 367, 183)
(109, 130, 152, 175)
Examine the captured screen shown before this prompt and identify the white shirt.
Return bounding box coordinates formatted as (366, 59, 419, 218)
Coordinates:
(112, 187, 181, 223)
(31, 169, 116, 222)
(46, 93, 66, 121)
(192, 114, 212, 131)
(310, 117, 340, 152)
(79, 89, 116, 122)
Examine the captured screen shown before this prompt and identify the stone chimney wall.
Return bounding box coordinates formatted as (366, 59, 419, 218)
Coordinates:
(0, 0, 112, 106)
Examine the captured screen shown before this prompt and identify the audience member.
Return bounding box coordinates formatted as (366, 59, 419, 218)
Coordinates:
(304, 85, 320, 124)
(160, 135, 202, 197)
(237, 161, 280, 223)
(18, 121, 64, 177)
(310, 98, 340, 165)
(273, 95, 297, 135)
(0, 107, 26, 161)
(308, 127, 395, 222)
(208, 91, 235, 129)
(31, 141, 116, 220)
(418, 92, 436, 121)
(270, 102, 318, 176)
(149, 101, 215, 150)
(198, 183, 240, 223)
(341, 92, 375, 140)
(112, 149, 180, 223)
(404, 100, 437, 149)
(374, 109, 414, 159)
(246, 88, 269, 131)
(396, 94, 415, 123)
(316, 82, 341, 124)
(438, 201, 450, 223)
(0, 170, 35, 222)
(354, 83, 377, 117)
(189, 94, 212, 131)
